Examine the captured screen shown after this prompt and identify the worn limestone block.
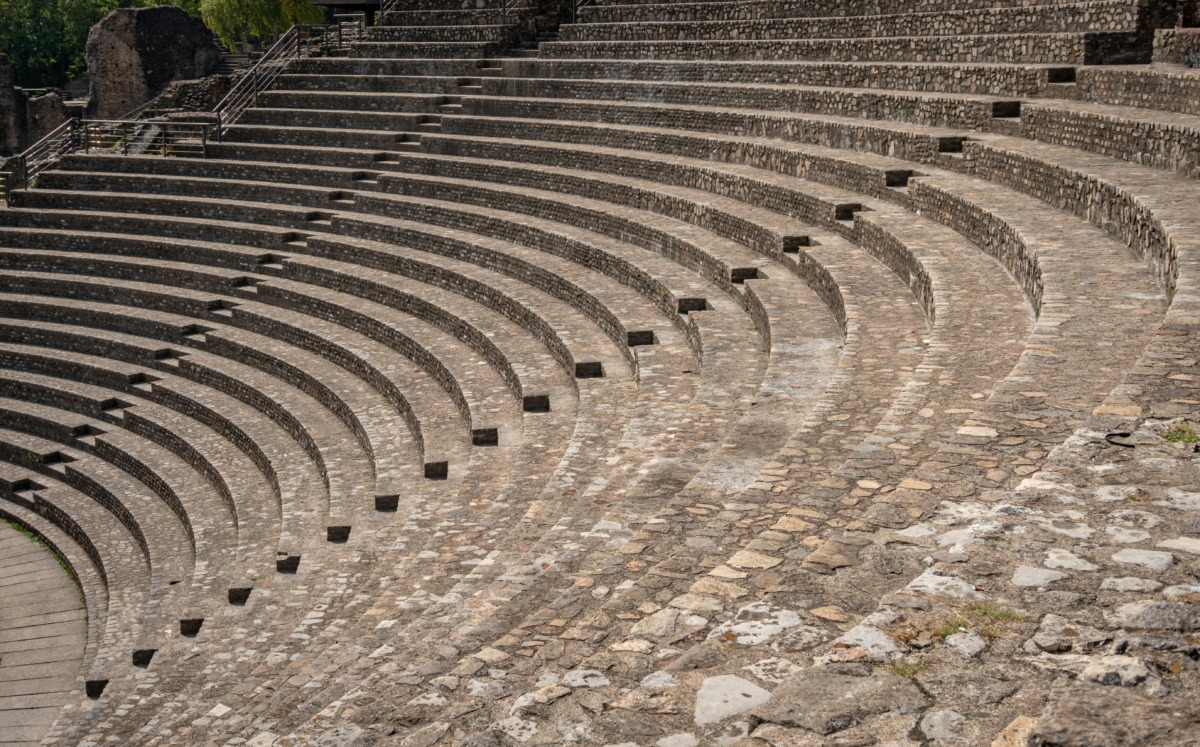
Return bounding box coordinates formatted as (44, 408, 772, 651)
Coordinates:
(86, 6, 221, 119)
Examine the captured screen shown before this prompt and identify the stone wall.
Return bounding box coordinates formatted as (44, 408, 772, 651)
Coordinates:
(0, 56, 19, 155)
(1153, 27, 1200, 63)
(86, 6, 221, 120)
(0, 54, 73, 157)
(540, 31, 1144, 64)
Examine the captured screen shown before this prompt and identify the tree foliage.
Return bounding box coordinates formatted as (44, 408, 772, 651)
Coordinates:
(200, 0, 323, 48)
(0, 0, 317, 88)
(0, 1, 196, 87)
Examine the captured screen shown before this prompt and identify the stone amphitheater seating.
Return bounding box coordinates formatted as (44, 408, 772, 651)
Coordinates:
(3, 0, 1200, 744)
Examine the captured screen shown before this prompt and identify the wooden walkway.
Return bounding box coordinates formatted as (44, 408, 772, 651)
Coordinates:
(0, 524, 85, 747)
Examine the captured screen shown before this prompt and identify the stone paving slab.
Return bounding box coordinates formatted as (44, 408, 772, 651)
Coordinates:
(0, 524, 84, 747)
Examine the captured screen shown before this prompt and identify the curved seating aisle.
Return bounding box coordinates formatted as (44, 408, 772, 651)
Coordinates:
(0, 523, 86, 747)
(4, 0, 1200, 744)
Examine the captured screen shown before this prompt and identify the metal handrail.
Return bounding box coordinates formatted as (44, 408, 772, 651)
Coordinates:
(2, 20, 360, 199)
(573, 0, 595, 24)
(6, 118, 81, 198)
(213, 21, 361, 138)
(81, 120, 211, 159)
(501, 0, 528, 27)
(1, 118, 215, 201)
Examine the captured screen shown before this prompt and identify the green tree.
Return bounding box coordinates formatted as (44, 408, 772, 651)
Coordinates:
(0, 0, 204, 87)
(200, 0, 322, 47)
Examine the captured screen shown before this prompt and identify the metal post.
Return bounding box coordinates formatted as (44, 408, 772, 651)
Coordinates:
(123, 122, 129, 155)
(201, 125, 208, 158)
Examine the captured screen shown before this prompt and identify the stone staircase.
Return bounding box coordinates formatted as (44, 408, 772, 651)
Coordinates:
(2, 1, 1200, 746)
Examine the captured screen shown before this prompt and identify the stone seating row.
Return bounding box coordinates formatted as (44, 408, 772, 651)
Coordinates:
(565, 0, 1149, 41)
(169, 43, 1200, 744)
(12, 6, 1200, 743)
(257, 61, 1200, 183)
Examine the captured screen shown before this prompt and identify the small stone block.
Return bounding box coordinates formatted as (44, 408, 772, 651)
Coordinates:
(132, 649, 157, 668)
(575, 362, 605, 379)
(472, 428, 499, 446)
(180, 618, 204, 637)
(628, 330, 656, 347)
(523, 395, 551, 413)
(228, 588, 252, 606)
(327, 526, 351, 544)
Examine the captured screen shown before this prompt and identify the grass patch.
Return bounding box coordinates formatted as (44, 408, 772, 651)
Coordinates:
(888, 661, 931, 678)
(964, 602, 1024, 623)
(1164, 423, 1200, 444)
(935, 618, 971, 639)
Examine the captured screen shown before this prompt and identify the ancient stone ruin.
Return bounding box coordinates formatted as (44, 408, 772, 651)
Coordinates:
(2, 0, 1200, 745)
(0, 54, 72, 158)
(85, 6, 222, 119)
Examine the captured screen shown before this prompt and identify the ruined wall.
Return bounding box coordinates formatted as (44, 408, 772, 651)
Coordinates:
(86, 6, 221, 119)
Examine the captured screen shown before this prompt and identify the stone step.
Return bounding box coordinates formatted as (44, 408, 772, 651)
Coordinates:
(0, 367, 282, 590)
(539, 30, 1142, 64)
(0, 394, 243, 605)
(0, 305, 372, 537)
(584, 0, 1120, 9)
(0, 447, 156, 677)
(1062, 63, 1200, 116)
(563, 0, 1142, 42)
(580, 0, 1142, 27)
(382, 8, 511, 26)
(274, 73, 484, 94)
(1015, 96, 1200, 179)
(365, 23, 519, 44)
(349, 41, 502, 58)
(462, 81, 1012, 129)
(488, 58, 1077, 97)
(288, 57, 503, 77)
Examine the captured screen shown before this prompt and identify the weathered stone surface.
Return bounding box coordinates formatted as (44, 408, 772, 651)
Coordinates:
(1029, 614, 1110, 654)
(755, 672, 927, 735)
(86, 6, 220, 118)
(1120, 603, 1200, 632)
(1028, 685, 1200, 746)
(920, 710, 965, 742)
(694, 675, 772, 726)
(1079, 656, 1153, 687)
(707, 602, 802, 646)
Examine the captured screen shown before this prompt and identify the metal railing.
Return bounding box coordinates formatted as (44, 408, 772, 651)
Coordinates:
(1, 19, 361, 199)
(4, 119, 80, 199)
(1, 118, 213, 200)
(213, 21, 361, 138)
(572, 0, 595, 23)
(502, 0, 518, 25)
(81, 120, 211, 159)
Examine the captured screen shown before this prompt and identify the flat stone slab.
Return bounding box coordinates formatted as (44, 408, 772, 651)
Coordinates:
(754, 671, 927, 735)
(694, 674, 772, 726)
(0, 524, 86, 747)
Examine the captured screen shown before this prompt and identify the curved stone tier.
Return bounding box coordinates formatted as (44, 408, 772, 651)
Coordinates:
(3, 1, 1200, 745)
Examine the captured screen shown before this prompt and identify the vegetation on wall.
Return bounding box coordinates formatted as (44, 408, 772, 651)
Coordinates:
(199, 0, 323, 48)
